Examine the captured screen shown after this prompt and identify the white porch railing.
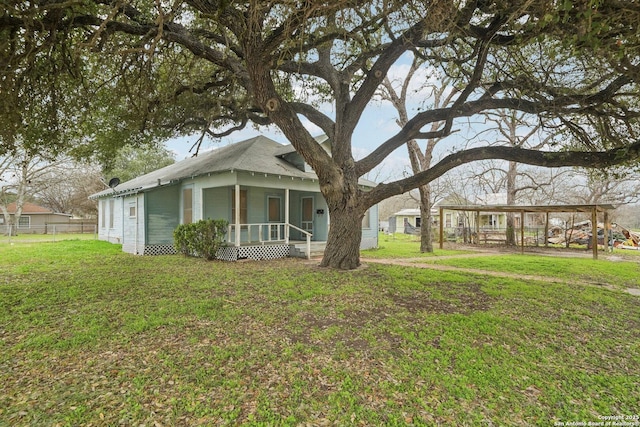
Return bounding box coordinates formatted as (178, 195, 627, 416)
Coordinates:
(287, 223, 313, 260)
(227, 222, 313, 259)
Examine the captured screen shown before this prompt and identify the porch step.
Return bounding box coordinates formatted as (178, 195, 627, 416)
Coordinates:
(290, 242, 326, 258)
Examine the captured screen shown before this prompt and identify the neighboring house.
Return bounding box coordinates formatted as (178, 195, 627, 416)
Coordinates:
(474, 193, 508, 230)
(433, 196, 475, 231)
(388, 208, 421, 234)
(90, 135, 378, 260)
(387, 195, 473, 234)
(1, 202, 72, 234)
(473, 193, 545, 230)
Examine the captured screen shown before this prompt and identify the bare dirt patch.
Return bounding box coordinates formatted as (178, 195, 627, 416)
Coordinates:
(387, 283, 494, 315)
(282, 281, 495, 355)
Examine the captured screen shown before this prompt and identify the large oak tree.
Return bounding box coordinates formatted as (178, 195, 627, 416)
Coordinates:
(2, 0, 640, 269)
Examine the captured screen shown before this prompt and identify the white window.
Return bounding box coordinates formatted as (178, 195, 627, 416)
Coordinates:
(101, 200, 106, 228)
(445, 213, 452, 228)
(182, 187, 193, 224)
(18, 216, 30, 229)
(129, 205, 136, 218)
(362, 209, 371, 229)
(108, 199, 115, 229)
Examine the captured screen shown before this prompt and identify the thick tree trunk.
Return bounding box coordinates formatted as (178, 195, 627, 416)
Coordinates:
(505, 213, 516, 246)
(320, 202, 364, 270)
(418, 184, 433, 253)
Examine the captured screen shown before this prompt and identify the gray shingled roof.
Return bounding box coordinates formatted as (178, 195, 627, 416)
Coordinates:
(91, 136, 327, 198)
(91, 135, 376, 199)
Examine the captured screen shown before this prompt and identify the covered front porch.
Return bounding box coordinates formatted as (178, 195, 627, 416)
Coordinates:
(199, 174, 330, 260)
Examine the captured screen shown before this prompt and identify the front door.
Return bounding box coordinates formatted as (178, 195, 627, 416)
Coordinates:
(268, 196, 282, 240)
(301, 196, 313, 236)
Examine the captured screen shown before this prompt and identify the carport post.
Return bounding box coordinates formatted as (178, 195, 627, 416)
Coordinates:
(544, 212, 549, 247)
(520, 209, 525, 254)
(439, 206, 444, 249)
(591, 207, 598, 260)
(603, 210, 609, 253)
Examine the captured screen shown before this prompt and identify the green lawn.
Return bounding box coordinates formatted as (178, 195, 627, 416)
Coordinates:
(1, 240, 639, 426)
(411, 254, 640, 289)
(364, 233, 640, 289)
(0, 232, 97, 244)
(364, 233, 474, 258)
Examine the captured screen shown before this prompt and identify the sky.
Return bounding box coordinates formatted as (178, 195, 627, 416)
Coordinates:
(164, 103, 419, 183)
(164, 102, 485, 187)
(163, 58, 474, 184)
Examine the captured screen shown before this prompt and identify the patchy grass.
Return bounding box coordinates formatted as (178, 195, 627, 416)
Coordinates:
(364, 233, 473, 258)
(1, 241, 639, 426)
(409, 253, 640, 289)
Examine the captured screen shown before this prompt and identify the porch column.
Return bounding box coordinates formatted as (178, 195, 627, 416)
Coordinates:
(235, 184, 240, 247)
(285, 188, 290, 244)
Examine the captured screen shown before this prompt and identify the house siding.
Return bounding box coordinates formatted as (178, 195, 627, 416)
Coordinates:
(145, 185, 180, 245)
(312, 195, 329, 241)
(122, 194, 144, 254)
(202, 187, 229, 220)
(98, 197, 123, 244)
(360, 204, 379, 250)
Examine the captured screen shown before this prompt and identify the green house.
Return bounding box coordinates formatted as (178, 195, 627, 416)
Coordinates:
(90, 136, 378, 260)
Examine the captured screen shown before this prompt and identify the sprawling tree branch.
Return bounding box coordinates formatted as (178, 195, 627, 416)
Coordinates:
(365, 140, 640, 207)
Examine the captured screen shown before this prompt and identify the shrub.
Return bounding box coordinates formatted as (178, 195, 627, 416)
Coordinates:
(174, 219, 228, 260)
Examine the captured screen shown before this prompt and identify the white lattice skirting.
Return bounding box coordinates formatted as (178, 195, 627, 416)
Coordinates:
(218, 245, 291, 261)
(141, 244, 290, 261)
(143, 244, 177, 256)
